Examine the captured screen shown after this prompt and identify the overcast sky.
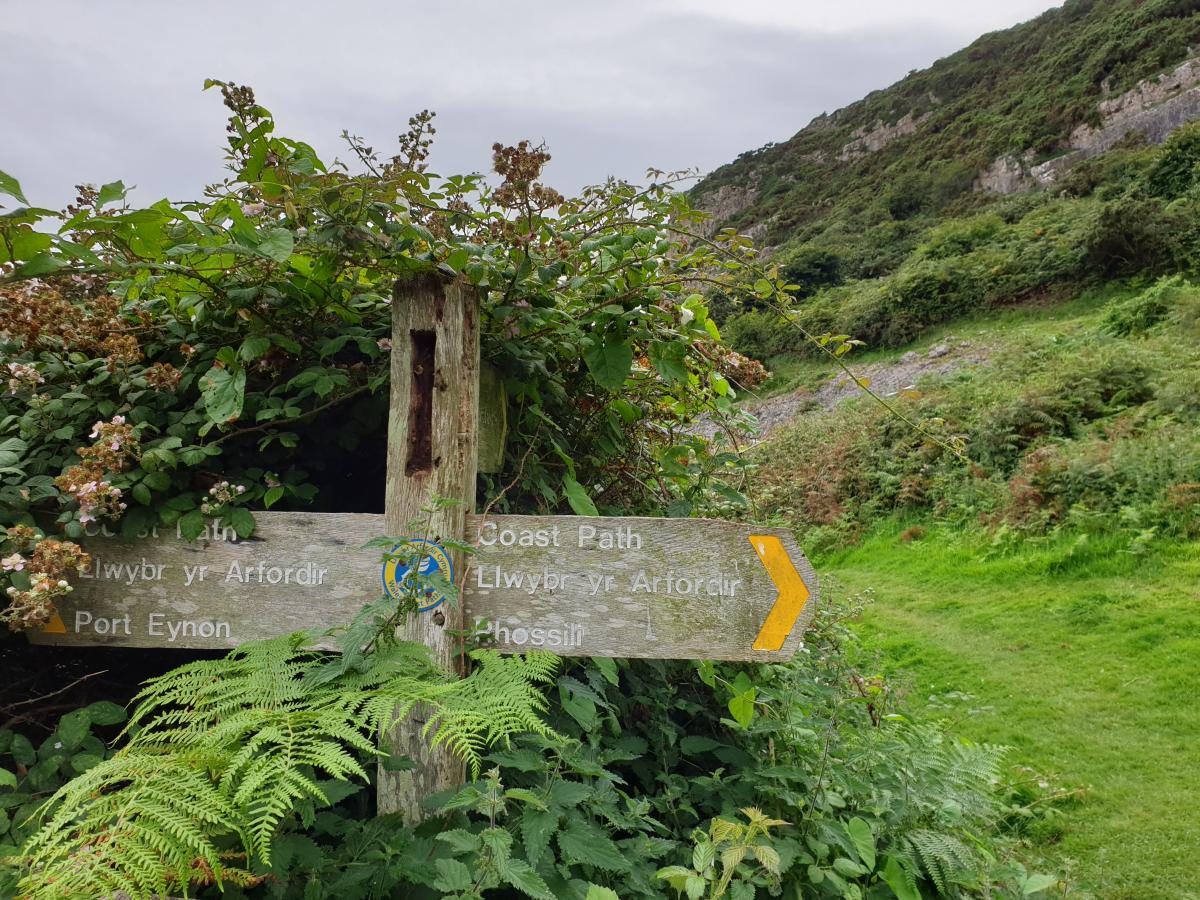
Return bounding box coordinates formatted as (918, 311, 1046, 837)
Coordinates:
(2, 1, 1061, 209)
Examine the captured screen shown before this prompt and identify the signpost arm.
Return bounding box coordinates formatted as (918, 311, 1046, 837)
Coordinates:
(377, 272, 480, 819)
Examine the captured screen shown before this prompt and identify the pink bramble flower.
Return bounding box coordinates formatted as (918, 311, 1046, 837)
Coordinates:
(1, 553, 25, 572)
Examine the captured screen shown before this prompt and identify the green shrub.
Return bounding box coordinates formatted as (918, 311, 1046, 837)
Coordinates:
(885, 255, 988, 327)
(1146, 122, 1200, 199)
(1101, 275, 1195, 336)
(915, 213, 1006, 260)
(788, 280, 894, 349)
(779, 245, 843, 296)
(191, 597, 1048, 899)
(722, 310, 795, 360)
(1010, 422, 1200, 535)
(747, 313, 1196, 543)
(1085, 198, 1174, 276)
(969, 342, 1157, 469)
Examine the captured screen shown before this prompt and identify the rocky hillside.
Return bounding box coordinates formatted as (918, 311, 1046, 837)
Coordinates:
(694, 0, 1200, 259)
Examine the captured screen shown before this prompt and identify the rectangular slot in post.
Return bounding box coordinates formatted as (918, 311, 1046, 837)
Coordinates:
(406, 330, 435, 475)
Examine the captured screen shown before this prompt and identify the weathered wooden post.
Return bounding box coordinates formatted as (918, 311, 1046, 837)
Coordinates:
(377, 272, 479, 819)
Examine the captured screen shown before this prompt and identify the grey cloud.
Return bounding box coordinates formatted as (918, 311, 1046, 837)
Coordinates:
(1, 1, 1033, 209)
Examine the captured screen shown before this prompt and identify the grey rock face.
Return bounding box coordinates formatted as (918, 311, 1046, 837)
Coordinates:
(978, 56, 1200, 195)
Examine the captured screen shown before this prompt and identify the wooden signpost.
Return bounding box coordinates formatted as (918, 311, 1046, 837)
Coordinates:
(29, 273, 819, 819)
(30, 512, 816, 662)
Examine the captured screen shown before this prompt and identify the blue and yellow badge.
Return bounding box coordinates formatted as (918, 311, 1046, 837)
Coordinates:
(380, 539, 454, 613)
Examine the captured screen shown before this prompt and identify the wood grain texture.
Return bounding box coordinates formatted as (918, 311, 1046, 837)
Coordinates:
(31, 514, 818, 663)
(477, 362, 507, 474)
(26, 512, 381, 649)
(377, 273, 480, 820)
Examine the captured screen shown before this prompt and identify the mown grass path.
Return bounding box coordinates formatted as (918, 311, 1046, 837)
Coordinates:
(822, 527, 1200, 899)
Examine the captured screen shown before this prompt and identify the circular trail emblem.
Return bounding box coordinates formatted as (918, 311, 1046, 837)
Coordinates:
(380, 539, 454, 613)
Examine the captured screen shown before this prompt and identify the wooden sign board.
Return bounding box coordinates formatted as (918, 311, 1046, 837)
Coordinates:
(29, 512, 817, 661)
(465, 515, 815, 661)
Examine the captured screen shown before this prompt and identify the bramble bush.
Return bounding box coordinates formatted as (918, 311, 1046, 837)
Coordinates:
(1, 81, 799, 629)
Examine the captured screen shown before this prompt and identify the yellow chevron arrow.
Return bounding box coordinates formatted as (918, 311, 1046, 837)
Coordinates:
(749, 535, 810, 651)
(42, 612, 67, 634)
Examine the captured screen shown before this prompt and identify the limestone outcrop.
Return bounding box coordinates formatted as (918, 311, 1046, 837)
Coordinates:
(977, 56, 1200, 194)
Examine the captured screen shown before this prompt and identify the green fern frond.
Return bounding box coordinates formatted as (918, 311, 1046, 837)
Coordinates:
(898, 828, 978, 894)
(15, 634, 560, 898)
(20, 752, 244, 899)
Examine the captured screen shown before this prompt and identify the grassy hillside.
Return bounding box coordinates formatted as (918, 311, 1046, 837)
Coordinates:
(746, 288, 1200, 897)
(697, 4, 1200, 895)
(695, 0, 1200, 256)
(716, 116, 1200, 358)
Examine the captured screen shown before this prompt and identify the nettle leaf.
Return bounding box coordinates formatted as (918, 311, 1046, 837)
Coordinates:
(504, 788, 547, 810)
(521, 808, 559, 866)
(200, 364, 247, 424)
(583, 335, 632, 391)
(592, 657, 619, 686)
(436, 828, 482, 854)
(433, 859, 473, 893)
(256, 227, 295, 262)
(648, 340, 688, 386)
(562, 476, 598, 517)
(548, 780, 591, 809)
(557, 819, 630, 872)
(499, 857, 556, 900)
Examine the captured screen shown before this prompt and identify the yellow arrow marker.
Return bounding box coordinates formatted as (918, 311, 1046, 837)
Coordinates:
(42, 612, 67, 634)
(750, 535, 810, 651)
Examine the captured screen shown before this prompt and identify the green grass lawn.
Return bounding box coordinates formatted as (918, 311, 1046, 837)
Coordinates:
(818, 525, 1200, 899)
